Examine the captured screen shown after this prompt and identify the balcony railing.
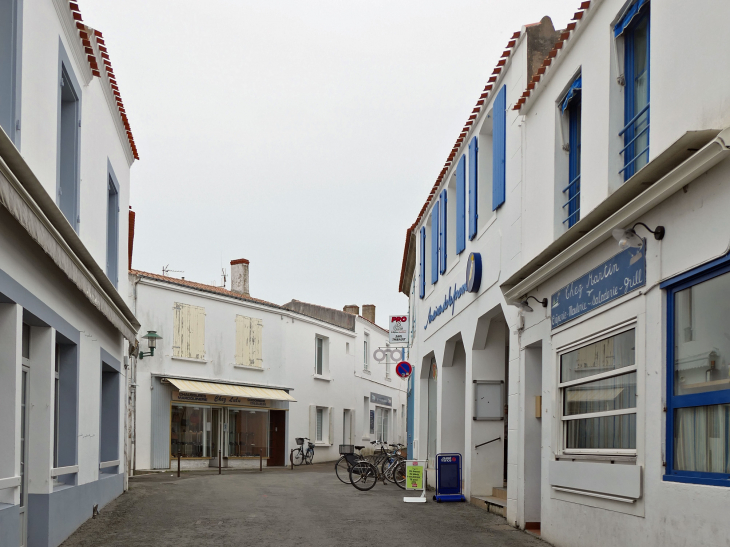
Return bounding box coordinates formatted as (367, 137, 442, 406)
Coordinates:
(562, 173, 581, 226)
(619, 102, 650, 177)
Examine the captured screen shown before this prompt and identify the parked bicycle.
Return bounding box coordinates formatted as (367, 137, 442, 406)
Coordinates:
(348, 442, 406, 491)
(290, 437, 314, 466)
(335, 444, 367, 484)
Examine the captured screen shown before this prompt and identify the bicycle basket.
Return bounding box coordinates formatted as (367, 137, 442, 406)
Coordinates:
(339, 444, 354, 455)
(308, 442, 315, 450)
(295, 437, 304, 446)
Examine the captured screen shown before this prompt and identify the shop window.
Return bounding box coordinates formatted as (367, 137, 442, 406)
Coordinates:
(235, 315, 263, 367)
(173, 302, 205, 360)
(617, 0, 650, 180)
(559, 329, 637, 452)
(663, 257, 730, 485)
(228, 408, 268, 457)
(170, 405, 210, 457)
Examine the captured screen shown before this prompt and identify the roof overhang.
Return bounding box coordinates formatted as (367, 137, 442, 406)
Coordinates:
(502, 128, 730, 303)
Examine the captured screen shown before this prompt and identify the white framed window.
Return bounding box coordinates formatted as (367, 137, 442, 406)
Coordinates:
(363, 333, 370, 371)
(316, 408, 323, 442)
(315, 336, 328, 376)
(559, 326, 637, 454)
(376, 407, 390, 443)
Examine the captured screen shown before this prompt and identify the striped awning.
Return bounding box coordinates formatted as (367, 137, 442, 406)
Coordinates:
(165, 378, 296, 402)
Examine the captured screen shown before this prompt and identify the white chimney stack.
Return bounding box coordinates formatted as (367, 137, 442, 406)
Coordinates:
(230, 259, 250, 295)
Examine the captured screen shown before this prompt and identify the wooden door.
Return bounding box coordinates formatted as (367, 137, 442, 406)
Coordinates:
(268, 410, 286, 466)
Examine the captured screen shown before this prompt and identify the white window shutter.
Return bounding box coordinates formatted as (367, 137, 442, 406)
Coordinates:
(329, 407, 334, 446)
(309, 405, 316, 442)
(251, 318, 263, 366)
(173, 303, 184, 358)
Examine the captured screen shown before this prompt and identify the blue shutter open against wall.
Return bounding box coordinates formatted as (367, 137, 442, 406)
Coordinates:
(468, 136, 478, 240)
(439, 189, 447, 274)
(431, 201, 439, 284)
(456, 155, 466, 254)
(419, 227, 426, 298)
(492, 85, 506, 210)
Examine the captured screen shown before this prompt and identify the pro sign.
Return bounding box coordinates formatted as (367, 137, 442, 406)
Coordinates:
(389, 315, 409, 344)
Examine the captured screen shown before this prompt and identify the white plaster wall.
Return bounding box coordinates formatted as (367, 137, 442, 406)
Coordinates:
(130, 278, 406, 468)
(19, 0, 133, 289)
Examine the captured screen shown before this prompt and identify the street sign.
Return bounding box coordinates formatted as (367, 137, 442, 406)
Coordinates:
(389, 315, 409, 344)
(395, 361, 412, 379)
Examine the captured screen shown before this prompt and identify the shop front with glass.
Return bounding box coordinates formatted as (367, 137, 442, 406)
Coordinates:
(169, 391, 284, 465)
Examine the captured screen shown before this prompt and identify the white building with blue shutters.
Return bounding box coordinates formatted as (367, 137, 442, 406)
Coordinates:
(400, 1, 730, 545)
(0, 2, 139, 547)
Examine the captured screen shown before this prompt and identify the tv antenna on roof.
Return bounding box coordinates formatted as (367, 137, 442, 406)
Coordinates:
(162, 264, 184, 277)
(221, 267, 228, 288)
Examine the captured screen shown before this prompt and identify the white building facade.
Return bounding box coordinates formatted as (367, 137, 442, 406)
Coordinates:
(401, 1, 730, 545)
(128, 260, 406, 473)
(0, 2, 139, 546)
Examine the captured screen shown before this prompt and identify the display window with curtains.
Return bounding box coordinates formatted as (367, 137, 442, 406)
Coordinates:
(663, 253, 730, 486)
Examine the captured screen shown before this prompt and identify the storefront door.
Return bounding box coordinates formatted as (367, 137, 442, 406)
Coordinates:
(268, 410, 286, 466)
(211, 408, 222, 461)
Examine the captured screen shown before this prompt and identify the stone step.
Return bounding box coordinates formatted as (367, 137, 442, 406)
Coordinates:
(492, 486, 507, 500)
(472, 495, 505, 507)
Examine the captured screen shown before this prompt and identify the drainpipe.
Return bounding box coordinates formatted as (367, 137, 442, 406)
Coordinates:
(131, 275, 141, 477)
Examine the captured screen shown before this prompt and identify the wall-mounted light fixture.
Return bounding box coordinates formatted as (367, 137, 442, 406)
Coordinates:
(139, 331, 162, 359)
(612, 222, 665, 250)
(516, 296, 548, 313)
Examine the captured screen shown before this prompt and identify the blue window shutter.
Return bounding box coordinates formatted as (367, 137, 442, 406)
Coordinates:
(492, 85, 506, 210)
(419, 227, 426, 298)
(431, 202, 439, 284)
(468, 137, 478, 240)
(439, 190, 447, 274)
(456, 155, 466, 254)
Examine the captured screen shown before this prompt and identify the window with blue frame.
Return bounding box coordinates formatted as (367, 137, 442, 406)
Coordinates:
(561, 75, 581, 228)
(617, 0, 650, 180)
(663, 254, 730, 486)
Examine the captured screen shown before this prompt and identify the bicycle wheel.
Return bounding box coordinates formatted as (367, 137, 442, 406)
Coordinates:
(335, 456, 351, 484)
(291, 448, 303, 466)
(350, 461, 378, 491)
(305, 449, 314, 465)
(393, 461, 406, 490)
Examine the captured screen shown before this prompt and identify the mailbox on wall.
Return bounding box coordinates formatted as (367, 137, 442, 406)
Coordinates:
(473, 380, 504, 421)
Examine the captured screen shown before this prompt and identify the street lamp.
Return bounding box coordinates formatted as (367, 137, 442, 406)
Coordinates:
(139, 331, 162, 359)
(612, 222, 665, 250)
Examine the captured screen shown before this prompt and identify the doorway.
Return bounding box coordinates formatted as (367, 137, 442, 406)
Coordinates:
(208, 408, 226, 466)
(20, 365, 29, 547)
(427, 358, 438, 468)
(268, 411, 286, 466)
(524, 343, 543, 528)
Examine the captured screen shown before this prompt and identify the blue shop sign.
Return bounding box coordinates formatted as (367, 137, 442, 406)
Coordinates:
(551, 246, 645, 329)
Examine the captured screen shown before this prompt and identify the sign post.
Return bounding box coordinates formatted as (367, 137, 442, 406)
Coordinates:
(404, 460, 427, 503)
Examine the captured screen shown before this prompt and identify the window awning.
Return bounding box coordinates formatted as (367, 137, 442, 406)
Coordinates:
(614, 0, 648, 37)
(560, 75, 582, 113)
(165, 378, 296, 402)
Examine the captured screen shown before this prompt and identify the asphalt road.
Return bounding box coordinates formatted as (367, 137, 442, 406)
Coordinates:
(61, 464, 547, 547)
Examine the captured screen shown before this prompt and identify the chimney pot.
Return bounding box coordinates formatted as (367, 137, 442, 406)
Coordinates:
(362, 304, 376, 324)
(343, 305, 360, 315)
(230, 259, 250, 295)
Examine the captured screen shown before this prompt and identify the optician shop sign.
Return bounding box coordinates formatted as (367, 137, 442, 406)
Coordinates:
(389, 315, 409, 344)
(550, 246, 645, 329)
(172, 391, 270, 408)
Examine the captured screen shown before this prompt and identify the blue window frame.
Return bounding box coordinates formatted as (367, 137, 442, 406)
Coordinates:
(456, 155, 466, 254)
(492, 85, 506, 210)
(57, 43, 82, 232)
(0, 0, 22, 146)
(468, 136, 478, 240)
(563, 86, 581, 227)
(106, 162, 120, 288)
(430, 202, 439, 285)
(419, 227, 426, 298)
(662, 252, 730, 487)
(439, 189, 447, 274)
(618, 1, 650, 181)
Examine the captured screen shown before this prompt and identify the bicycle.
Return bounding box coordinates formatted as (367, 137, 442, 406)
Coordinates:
(349, 443, 407, 491)
(290, 437, 314, 466)
(335, 444, 367, 484)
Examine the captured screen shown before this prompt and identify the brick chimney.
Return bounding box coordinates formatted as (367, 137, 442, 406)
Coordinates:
(362, 304, 375, 324)
(230, 259, 250, 295)
(343, 305, 360, 315)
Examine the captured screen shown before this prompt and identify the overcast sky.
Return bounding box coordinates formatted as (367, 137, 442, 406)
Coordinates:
(81, 0, 577, 328)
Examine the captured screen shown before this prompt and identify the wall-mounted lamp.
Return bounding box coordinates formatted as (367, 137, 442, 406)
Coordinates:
(139, 331, 162, 359)
(516, 296, 548, 313)
(612, 222, 665, 250)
